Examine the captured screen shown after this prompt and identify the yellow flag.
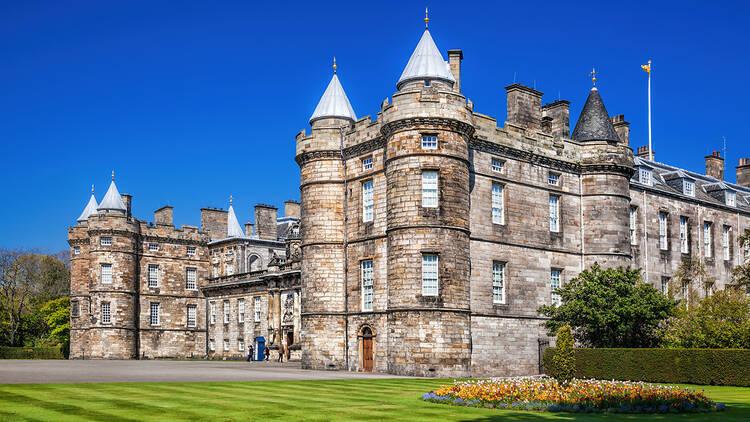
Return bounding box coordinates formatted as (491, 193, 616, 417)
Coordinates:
(641, 64, 651, 74)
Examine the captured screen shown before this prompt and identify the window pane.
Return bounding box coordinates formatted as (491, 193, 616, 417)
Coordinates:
(421, 136, 437, 149)
(361, 260, 374, 311)
(362, 181, 374, 222)
(186, 268, 196, 290)
(422, 171, 438, 208)
(148, 264, 159, 288)
(421, 254, 438, 296)
(492, 263, 505, 304)
(549, 196, 559, 232)
(492, 183, 504, 225)
(550, 270, 561, 306)
(101, 302, 111, 324)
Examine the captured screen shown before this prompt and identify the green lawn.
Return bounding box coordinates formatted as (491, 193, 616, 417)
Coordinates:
(0, 379, 748, 421)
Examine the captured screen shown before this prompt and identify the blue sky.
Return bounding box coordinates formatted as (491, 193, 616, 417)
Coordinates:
(1, 0, 748, 251)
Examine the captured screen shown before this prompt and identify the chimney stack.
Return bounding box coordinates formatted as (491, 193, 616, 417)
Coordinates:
(284, 200, 301, 219)
(506, 84, 543, 130)
(154, 205, 173, 226)
(254, 204, 278, 241)
(245, 222, 254, 237)
(542, 100, 570, 138)
(635, 145, 654, 161)
(737, 158, 750, 187)
(611, 114, 630, 145)
(121, 194, 132, 218)
(200, 207, 228, 241)
(705, 151, 724, 180)
(447, 49, 462, 93)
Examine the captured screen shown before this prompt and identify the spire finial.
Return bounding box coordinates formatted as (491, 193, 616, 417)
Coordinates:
(111, 170, 115, 180)
(333, 56, 337, 74)
(424, 7, 429, 29)
(590, 67, 598, 87)
(229, 195, 233, 205)
(91, 184, 95, 194)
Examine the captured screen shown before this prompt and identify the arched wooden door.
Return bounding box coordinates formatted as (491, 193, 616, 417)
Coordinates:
(362, 327, 374, 372)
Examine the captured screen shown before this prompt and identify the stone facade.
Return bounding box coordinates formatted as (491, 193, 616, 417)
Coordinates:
(68, 197, 300, 361)
(295, 27, 750, 378)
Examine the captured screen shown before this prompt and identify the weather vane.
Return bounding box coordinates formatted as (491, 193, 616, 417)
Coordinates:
(91, 184, 94, 194)
(590, 67, 598, 87)
(229, 195, 233, 205)
(111, 170, 115, 180)
(333, 57, 337, 74)
(424, 7, 429, 29)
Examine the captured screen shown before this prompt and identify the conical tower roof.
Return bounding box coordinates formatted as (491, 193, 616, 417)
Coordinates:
(227, 201, 244, 238)
(571, 87, 620, 142)
(309, 71, 357, 124)
(397, 29, 455, 90)
(77, 188, 99, 223)
(97, 179, 127, 212)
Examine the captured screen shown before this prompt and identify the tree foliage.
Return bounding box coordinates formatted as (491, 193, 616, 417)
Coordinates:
(656, 289, 750, 349)
(551, 325, 575, 385)
(673, 256, 716, 306)
(538, 264, 677, 348)
(731, 229, 750, 293)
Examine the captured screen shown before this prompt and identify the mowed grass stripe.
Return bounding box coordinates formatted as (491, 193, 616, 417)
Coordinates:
(1, 379, 749, 422)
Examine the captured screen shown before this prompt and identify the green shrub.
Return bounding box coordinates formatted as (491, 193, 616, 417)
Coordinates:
(551, 325, 575, 385)
(542, 347, 750, 386)
(0, 346, 64, 359)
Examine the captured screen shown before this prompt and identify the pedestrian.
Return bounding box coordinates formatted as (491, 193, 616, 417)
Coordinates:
(277, 344, 284, 362)
(264, 345, 269, 361)
(247, 344, 254, 362)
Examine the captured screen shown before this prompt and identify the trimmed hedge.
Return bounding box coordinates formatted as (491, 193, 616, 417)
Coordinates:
(0, 346, 65, 359)
(543, 348, 750, 387)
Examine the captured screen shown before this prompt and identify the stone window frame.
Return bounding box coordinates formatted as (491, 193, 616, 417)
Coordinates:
(658, 212, 669, 251)
(149, 302, 160, 326)
(549, 194, 560, 233)
(209, 301, 216, 325)
(491, 182, 505, 225)
(223, 339, 230, 352)
(248, 254, 262, 272)
(550, 269, 563, 306)
(73, 246, 81, 255)
(722, 225, 731, 261)
(254, 296, 262, 322)
(209, 339, 215, 352)
(226, 262, 234, 276)
(421, 253, 439, 297)
(101, 302, 111, 325)
(101, 263, 113, 284)
(360, 259, 374, 312)
(492, 261, 506, 304)
(223, 300, 230, 324)
(187, 304, 197, 328)
(703, 221, 713, 258)
(187, 246, 196, 256)
(100, 237, 112, 246)
(148, 243, 159, 252)
(679, 216, 690, 255)
(362, 155, 373, 171)
(548, 171, 561, 187)
(147, 264, 159, 288)
(491, 157, 504, 173)
(71, 300, 80, 317)
(238, 338, 245, 352)
(629, 206, 638, 246)
(186, 267, 197, 290)
(420, 133, 438, 150)
(238, 298, 245, 323)
(362, 179, 374, 223)
(421, 169, 439, 208)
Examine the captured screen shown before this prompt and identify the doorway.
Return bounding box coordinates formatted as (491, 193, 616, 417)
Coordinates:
(362, 327, 373, 372)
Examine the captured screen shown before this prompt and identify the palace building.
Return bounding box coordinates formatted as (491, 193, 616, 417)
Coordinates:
(69, 18, 750, 377)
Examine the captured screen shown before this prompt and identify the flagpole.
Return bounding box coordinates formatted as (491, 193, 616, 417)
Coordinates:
(647, 60, 652, 161)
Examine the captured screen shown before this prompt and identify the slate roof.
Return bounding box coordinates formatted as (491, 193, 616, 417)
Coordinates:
(309, 73, 357, 124)
(76, 193, 99, 223)
(97, 180, 127, 211)
(226, 204, 244, 237)
(632, 156, 750, 212)
(571, 87, 620, 143)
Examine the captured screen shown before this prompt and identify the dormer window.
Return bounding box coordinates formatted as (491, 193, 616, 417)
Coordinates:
(726, 191, 736, 207)
(683, 180, 695, 197)
(639, 168, 652, 186)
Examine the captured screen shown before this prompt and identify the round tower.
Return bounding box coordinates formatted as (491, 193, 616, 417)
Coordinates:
(86, 176, 140, 359)
(381, 24, 475, 377)
(296, 63, 356, 370)
(572, 85, 634, 269)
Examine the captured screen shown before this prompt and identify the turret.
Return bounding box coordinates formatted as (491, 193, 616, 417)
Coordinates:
(380, 17, 474, 377)
(296, 60, 356, 370)
(572, 82, 634, 269)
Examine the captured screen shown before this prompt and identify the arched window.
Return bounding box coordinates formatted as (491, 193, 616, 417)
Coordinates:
(248, 255, 262, 272)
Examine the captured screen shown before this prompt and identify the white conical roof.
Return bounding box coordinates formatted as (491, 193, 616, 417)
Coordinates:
(77, 193, 99, 223)
(227, 204, 244, 237)
(309, 73, 357, 124)
(97, 180, 127, 211)
(397, 29, 455, 90)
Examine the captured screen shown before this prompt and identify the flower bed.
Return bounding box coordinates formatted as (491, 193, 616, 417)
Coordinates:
(423, 377, 725, 414)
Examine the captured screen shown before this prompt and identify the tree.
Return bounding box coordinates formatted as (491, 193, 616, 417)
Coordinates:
(656, 289, 750, 349)
(673, 256, 716, 306)
(0, 250, 42, 346)
(538, 264, 677, 348)
(39, 297, 70, 352)
(551, 325, 575, 385)
(730, 229, 750, 293)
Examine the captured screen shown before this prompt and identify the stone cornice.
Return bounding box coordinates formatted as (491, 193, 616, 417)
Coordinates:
(295, 150, 341, 166)
(141, 234, 208, 246)
(470, 138, 581, 174)
(381, 117, 475, 140)
(68, 238, 88, 246)
(581, 163, 635, 178)
(343, 136, 385, 159)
